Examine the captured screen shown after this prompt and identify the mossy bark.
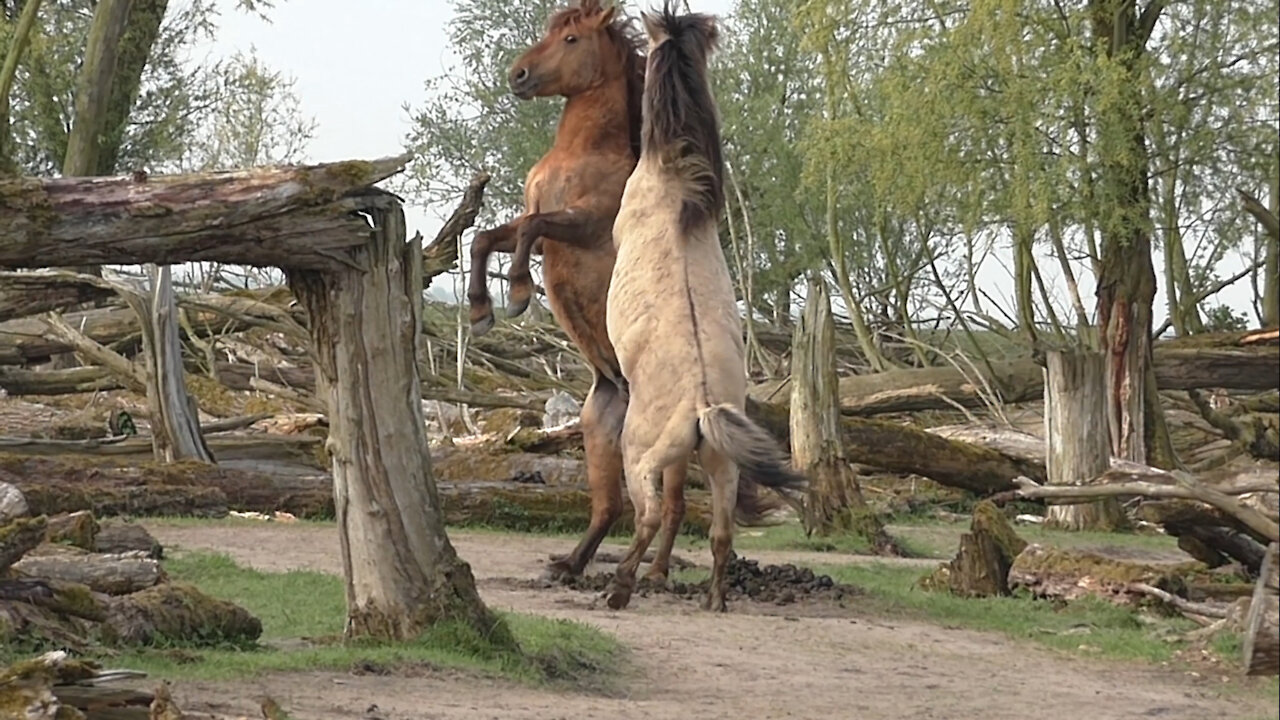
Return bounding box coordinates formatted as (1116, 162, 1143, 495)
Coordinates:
(1, 515, 47, 571)
(288, 203, 513, 648)
(923, 501, 1026, 597)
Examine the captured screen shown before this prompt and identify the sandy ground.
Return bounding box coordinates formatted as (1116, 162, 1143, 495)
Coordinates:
(144, 523, 1273, 720)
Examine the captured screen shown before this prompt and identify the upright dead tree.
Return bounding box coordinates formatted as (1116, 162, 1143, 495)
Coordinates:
(790, 276, 897, 554)
(1043, 349, 1124, 530)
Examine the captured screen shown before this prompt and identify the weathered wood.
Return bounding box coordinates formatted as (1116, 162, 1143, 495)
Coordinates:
(790, 277, 894, 551)
(94, 521, 162, 558)
(0, 516, 46, 571)
(0, 289, 305, 366)
(0, 480, 27, 523)
(923, 501, 1026, 597)
(101, 581, 262, 646)
(0, 270, 115, 323)
(127, 265, 214, 462)
(0, 433, 322, 466)
(0, 155, 411, 272)
(1043, 349, 1124, 530)
(12, 549, 165, 595)
(287, 202, 508, 644)
(0, 365, 122, 394)
(748, 336, 1279, 417)
(43, 511, 98, 550)
(1242, 542, 1279, 676)
(1008, 543, 1202, 605)
(423, 171, 491, 288)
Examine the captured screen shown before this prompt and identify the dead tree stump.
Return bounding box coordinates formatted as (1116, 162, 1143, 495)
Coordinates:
(288, 201, 512, 646)
(1044, 349, 1125, 530)
(923, 500, 1027, 597)
(790, 277, 898, 555)
(1242, 542, 1279, 676)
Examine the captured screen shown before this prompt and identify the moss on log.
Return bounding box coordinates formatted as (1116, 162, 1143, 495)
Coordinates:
(921, 501, 1027, 597)
(1, 515, 47, 571)
(43, 511, 99, 551)
(1008, 544, 1206, 605)
(101, 582, 262, 646)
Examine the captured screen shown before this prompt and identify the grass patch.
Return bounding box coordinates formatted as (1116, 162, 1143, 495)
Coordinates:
(99, 550, 624, 691)
(818, 561, 1195, 663)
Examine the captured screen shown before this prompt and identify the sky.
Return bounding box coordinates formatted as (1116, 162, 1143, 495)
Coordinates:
(190, 0, 1262, 331)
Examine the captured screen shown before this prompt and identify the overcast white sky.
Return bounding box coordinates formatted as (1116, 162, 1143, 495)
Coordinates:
(192, 0, 1261, 330)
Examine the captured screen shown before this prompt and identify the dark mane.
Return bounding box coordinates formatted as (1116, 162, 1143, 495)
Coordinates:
(548, 3, 646, 160)
(641, 3, 724, 233)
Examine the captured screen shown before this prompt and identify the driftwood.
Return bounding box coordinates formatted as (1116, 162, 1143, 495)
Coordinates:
(1242, 542, 1279, 676)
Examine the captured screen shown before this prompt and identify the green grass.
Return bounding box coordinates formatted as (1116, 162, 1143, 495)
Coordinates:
(101, 550, 624, 691)
(820, 562, 1200, 662)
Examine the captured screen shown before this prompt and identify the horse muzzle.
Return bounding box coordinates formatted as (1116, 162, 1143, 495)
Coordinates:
(508, 65, 540, 99)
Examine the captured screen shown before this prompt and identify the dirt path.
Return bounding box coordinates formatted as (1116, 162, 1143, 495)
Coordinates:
(146, 523, 1271, 720)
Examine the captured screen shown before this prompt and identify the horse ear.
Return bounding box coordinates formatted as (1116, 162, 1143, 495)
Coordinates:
(597, 4, 617, 26)
(578, 0, 601, 11)
(641, 10, 667, 44)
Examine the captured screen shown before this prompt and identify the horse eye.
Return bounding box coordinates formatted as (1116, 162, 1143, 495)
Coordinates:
(564, 35, 577, 44)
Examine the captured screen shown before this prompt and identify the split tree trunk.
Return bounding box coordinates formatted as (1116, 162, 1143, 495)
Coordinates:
(286, 201, 511, 645)
(1242, 541, 1278, 676)
(790, 277, 896, 553)
(1044, 349, 1124, 530)
(133, 265, 213, 463)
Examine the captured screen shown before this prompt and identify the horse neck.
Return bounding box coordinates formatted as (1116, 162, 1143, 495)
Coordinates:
(553, 73, 632, 155)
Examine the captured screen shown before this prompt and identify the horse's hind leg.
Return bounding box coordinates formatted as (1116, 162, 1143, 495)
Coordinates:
(467, 220, 520, 336)
(642, 462, 687, 584)
(697, 445, 740, 613)
(541, 378, 625, 583)
(606, 457, 668, 610)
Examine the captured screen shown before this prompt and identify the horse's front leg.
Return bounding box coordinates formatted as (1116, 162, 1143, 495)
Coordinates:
(467, 220, 520, 336)
(505, 208, 609, 318)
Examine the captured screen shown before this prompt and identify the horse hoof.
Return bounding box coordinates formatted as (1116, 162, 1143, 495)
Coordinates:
(470, 313, 495, 337)
(606, 587, 632, 610)
(539, 560, 576, 585)
(505, 296, 531, 319)
(701, 594, 727, 613)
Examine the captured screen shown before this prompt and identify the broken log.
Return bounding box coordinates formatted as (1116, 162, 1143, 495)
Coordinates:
(43, 511, 98, 550)
(749, 332, 1279, 417)
(1008, 543, 1203, 605)
(1, 515, 47, 571)
(11, 548, 165, 595)
(0, 270, 116, 323)
(0, 433, 323, 467)
(1242, 542, 1279, 676)
(0, 289, 307, 366)
(94, 521, 163, 558)
(921, 501, 1027, 597)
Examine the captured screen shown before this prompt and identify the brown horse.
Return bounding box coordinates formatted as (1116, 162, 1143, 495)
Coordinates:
(604, 5, 806, 612)
(467, 0, 783, 584)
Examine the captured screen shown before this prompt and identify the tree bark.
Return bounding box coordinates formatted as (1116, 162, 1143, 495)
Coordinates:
(1090, 0, 1176, 470)
(1242, 542, 1278, 676)
(0, 271, 116, 323)
(127, 266, 214, 463)
(790, 277, 895, 552)
(1044, 350, 1125, 530)
(0, 155, 412, 271)
(286, 202, 511, 645)
(0, 0, 44, 174)
(94, 0, 170, 176)
(11, 549, 164, 595)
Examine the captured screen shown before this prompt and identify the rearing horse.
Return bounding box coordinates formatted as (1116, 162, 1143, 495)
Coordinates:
(467, 0, 781, 583)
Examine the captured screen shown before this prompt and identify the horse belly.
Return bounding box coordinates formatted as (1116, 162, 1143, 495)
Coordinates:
(541, 244, 619, 377)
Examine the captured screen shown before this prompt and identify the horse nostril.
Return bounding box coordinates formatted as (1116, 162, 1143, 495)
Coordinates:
(513, 67, 529, 83)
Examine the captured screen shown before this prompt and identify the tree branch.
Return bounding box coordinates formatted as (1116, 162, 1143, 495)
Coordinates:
(1239, 187, 1280, 242)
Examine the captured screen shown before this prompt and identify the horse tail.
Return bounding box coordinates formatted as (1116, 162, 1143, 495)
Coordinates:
(639, 3, 724, 233)
(698, 403, 807, 496)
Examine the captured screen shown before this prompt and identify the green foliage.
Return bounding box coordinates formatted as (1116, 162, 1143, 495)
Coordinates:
(399, 0, 564, 221)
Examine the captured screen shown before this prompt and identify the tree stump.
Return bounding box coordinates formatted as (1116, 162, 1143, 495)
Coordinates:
(1044, 349, 1125, 530)
(1242, 542, 1279, 676)
(287, 201, 511, 646)
(789, 277, 897, 554)
(923, 500, 1026, 597)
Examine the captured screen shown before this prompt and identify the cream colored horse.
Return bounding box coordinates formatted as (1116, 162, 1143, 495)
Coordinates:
(604, 4, 806, 612)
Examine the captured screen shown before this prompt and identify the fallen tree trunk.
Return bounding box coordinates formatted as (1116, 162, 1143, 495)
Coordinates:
(1007, 543, 1203, 605)
(0, 433, 323, 466)
(11, 548, 165, 595)
(0, 270, 115, 323)
(1242, 542, 1279, 676)
(0, 289, 306, 366)
(749, 330, 1279, 416)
